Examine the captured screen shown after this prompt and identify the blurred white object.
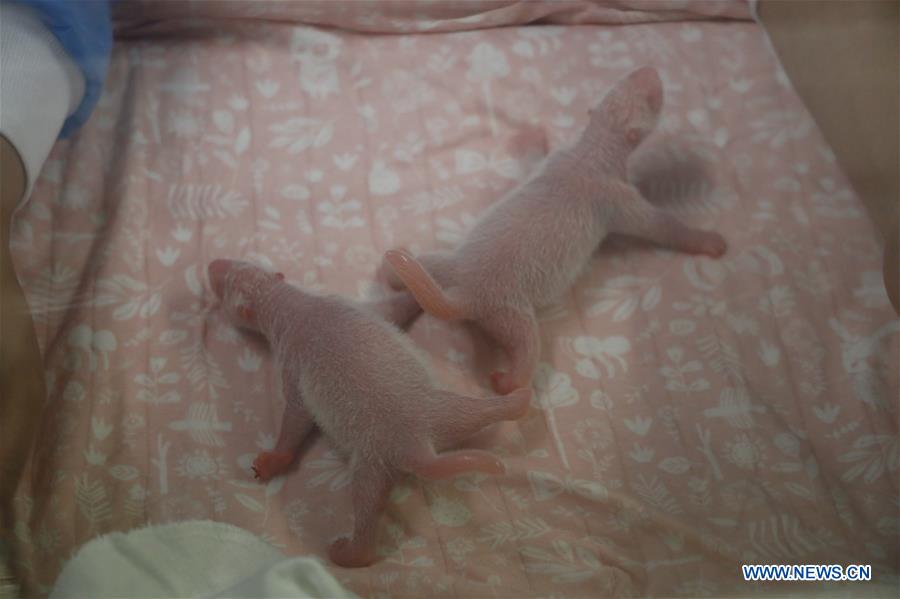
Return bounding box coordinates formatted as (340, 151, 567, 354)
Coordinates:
(0, 2, 84, 202)
(50, 520, 355, 599)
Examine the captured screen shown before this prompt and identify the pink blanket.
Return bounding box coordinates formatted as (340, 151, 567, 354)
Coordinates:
(11, 1, 899, 596)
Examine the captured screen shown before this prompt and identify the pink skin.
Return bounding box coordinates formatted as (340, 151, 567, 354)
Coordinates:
(382, 67, 727, 395)
(207, 259, 531, 568)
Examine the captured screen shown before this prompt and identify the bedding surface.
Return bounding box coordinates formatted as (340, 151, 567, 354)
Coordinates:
(10, 1, 899, 596)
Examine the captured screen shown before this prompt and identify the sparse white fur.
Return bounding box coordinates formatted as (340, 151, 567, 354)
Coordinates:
(207, 259, 530, 568)
(384, 67, 727, 394)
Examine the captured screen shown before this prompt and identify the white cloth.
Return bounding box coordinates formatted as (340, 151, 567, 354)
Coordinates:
(748, 0, 761, 22)
(50, 520, 355, 599)
(0, 2, 85, 204)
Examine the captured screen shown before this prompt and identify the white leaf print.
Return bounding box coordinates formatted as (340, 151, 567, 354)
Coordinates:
(466, 42, 509, 136)
(167, 184, 248, 220)
(430, 496, 471, 527)
(75, 474, 112, 531)
(697, 335, 744, 384)
(735, 245, 785, 277)
(234, 127, 250, 154)
(112, 274, 147, 292)
(641, 285, 661, 311)
(238, 348, 262, 372)
(521, 539, 604, 584)
(64, 381, 85, 402)
(527, 471, 606, 503)
(169, 403, 232, 446)
(683, 259, 728, 291)
(180, 341, 229, 400)
(839, 434, 899, 483)
(572, 336, 630, 378)
(113, 300, 140, 321)
(585, 276, 660, 322)
(83, 444, 107, 466)
(67, 325, 117, 370)
(624, 416, 652, 436)
(629, 444, 655, 463)
(703, 387, 765, 429)
(306, 451, 351, 491)
(265, 476, 286, 498)
(575, 358, 599, 380)
(318, 200, 365, 230)
(156, 246, 180, 266)
(748, 515, 829, 560)
(185, 265, 204, 297)
(333, 153, 357, 170)
(255, 79, 279, 98)
(784, 482, 815, 501)
(533, 363, 579, 468)
(235, 493, 264, 513)
(758, 339, 781, 367)
(109, 465, 139, 481)
(512, 40, 534, 58)
(138, 293, 161, 319)
(455, 149, 485, 175)
(92, 417, 112, 440)
(368, 160, 401, 196)
(633, 474, 682, 514)
(713, 127, 729, 148)
(550, 87, 576, 106)
(658, 457, 691, 475)
(269, 117, 333, 154)
(213, 110, 233, 134)
(280, 184, 310, 201)
(477, 518, 550, 549)
(813, 403, 840, 424)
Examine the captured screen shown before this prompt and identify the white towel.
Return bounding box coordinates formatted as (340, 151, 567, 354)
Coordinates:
(50, 520, 354, 599)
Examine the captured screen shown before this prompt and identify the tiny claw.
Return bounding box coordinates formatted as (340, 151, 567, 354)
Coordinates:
(252, 451, 293, 482)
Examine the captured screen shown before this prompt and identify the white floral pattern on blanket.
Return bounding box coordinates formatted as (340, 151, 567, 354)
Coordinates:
(11, 4, 899, 597)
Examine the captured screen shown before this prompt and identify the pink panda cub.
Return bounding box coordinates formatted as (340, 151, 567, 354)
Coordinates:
(208, 259, 530, 567)
(383, 66, 727, 395)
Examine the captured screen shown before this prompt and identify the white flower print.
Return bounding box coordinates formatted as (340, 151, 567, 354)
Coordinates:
(123, 413, 145, 432)
(167, 111, 200, 138)
(175, 449, 227, 481)
(161, 495, 205, 522)
(381, 69, 435, 114)
(446, 537, 475, 564)
(128, 483, 147, 502)
(723, 434, 766, 470)
(573, 418, 615, 474)
(720, 480, 768, 511)
(291, 28, 342, 99)
(673, 294, 726, 318)
(466, 42, 509, 136)
(759, 285, 795, 317)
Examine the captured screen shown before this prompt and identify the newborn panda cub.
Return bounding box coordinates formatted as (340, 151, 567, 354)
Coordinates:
(208, 259, 530, 568)
(384, 66, 727, 395)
